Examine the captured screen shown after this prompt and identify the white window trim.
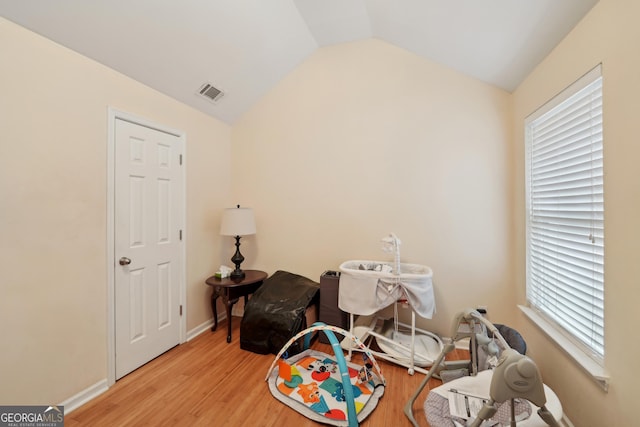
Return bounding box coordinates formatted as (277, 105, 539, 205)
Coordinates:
(523, 64, 608, 391)
(519, 305, 609, 391)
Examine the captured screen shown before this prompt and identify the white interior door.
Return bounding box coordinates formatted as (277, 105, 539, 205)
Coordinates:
(114, 118, 183, 379)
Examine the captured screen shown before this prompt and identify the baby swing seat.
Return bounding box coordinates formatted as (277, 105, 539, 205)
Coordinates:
(404, 309, 563, 427)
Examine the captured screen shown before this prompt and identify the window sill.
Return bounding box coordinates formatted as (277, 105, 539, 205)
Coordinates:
(518, 305, 610, 392)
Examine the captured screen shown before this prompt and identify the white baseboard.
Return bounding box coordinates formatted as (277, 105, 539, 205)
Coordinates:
(186, 314, 227, 341)
(440, 336, 472, 351)
(63, 315, 226, 414)
(187, 318, 214, 341)
(60, 379, 108, 414)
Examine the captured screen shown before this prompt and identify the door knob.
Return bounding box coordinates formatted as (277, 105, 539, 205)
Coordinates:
(119, 257, 132, 266)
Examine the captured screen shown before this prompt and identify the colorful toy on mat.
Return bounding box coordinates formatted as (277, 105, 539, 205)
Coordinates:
(265, 323, 386, 427)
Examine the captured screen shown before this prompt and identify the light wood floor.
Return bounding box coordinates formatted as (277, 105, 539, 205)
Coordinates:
(66, 319, 467, 426)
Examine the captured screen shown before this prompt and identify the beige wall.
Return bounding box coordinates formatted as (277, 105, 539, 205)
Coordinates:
(3, 2, 633, 423)
(512, 0, 637, 425)
(232, 39, 513, 335)
(0, 17, 231, 404)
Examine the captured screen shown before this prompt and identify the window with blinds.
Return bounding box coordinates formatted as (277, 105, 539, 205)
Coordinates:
(525, 64, 604, 362)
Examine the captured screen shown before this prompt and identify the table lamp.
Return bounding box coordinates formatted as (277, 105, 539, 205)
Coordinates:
(220, 205, 256, 281)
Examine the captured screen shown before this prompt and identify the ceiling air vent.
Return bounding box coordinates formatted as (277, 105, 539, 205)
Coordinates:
(197, 83, 224, 103)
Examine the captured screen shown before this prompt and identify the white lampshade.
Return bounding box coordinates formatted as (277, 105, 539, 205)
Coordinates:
(220, 206, 256, 236)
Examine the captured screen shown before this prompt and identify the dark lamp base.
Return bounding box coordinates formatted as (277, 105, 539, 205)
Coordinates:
(229, 235, 246, 282)
(230, 269, 245, 282)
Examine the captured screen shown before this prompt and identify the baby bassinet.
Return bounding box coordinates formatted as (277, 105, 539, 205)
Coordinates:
(338, 259, 441, 374)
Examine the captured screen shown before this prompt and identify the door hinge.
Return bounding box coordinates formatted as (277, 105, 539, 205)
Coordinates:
(179, 154, 183, 165)
(179, 229, 183, 240)
(180, 305, 183, 316)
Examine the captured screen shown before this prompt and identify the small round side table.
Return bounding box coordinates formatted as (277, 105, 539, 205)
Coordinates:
(205, 270, 268, 343)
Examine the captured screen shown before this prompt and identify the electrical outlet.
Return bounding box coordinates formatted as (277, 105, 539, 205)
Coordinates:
(476, 305, 488, 317)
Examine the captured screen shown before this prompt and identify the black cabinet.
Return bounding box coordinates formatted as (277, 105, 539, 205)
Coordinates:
(319, 270, 350, 343)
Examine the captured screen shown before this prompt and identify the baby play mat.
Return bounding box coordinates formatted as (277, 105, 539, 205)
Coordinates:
(266, 323, 386, 427)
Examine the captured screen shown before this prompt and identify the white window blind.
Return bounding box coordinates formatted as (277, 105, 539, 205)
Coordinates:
(525, 65, 604, 361)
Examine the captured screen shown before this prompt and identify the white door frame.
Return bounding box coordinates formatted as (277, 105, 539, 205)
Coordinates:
(106, 108, 187, 386)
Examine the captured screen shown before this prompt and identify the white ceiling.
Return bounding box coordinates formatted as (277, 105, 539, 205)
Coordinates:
(0, 0, 598, 124)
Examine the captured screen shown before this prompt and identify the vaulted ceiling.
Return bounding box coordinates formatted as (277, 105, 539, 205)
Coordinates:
(0, 0, 598, 124)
